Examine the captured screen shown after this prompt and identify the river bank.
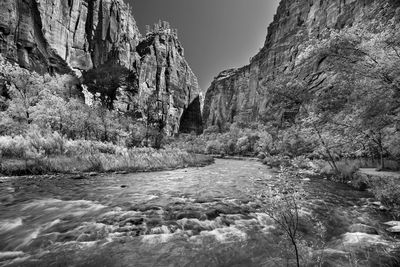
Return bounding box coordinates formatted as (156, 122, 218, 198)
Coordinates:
(0, 149, 214, 177)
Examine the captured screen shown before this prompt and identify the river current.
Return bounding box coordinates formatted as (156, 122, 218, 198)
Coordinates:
(0, 159, 398, 266)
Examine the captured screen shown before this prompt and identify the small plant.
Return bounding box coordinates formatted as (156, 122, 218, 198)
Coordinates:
(370, 178, 400, 219)
(259, 167, 306, 267)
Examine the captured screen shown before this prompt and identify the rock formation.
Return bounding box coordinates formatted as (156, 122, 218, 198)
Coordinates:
(0, 0, 140, 73)
(135, 22, 202, 135)
(203, 0, 400, 129)
(0, 0, 202, 135)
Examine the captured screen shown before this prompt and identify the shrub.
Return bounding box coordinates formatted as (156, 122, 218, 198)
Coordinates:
(291, 156, 311, 169)
(263, 155, 291, 168)
(205, 140, 223, 154)
(336, 161, 360, 181)
(203, 125, 220, 135)
(0, 135, 28, 158)
(313, 160, 360, 182)
(236, 136, 251, 154)
(370, 178, 400, 219)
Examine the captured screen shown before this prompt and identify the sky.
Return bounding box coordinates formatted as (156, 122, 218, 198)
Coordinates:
(126, 0, 281, 90)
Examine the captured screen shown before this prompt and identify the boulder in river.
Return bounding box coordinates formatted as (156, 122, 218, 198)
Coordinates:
(383, 221, 400, 233)
(348, 224, 379, 235)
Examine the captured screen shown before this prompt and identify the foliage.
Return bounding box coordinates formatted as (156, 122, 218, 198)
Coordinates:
(0, 128, 214, 176)
(370, 178, 400, 219)
(83, 63, 138, 109)
(257, 168, 308, 267)
(0, 55, 168, 148)
(314, 160, 360, 182)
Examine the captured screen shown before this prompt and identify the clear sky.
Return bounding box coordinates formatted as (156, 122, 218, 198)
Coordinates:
(126, 0, 281, 90)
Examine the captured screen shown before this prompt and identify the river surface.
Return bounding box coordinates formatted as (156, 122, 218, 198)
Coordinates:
(0, 159, 398, 266)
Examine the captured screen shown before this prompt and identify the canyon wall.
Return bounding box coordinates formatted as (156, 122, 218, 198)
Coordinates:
(0, 0, 140, 73)
(0, 0, 201, 135)
(134, 26, 202, 134)
(203, 0, 400, 129)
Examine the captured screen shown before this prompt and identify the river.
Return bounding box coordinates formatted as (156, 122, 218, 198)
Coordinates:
(0, 159, 399, 266)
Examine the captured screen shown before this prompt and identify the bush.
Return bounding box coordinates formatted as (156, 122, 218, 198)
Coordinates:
(203, 126, 220, 135)
(263, 155, 291, 168)
(291, 156, 311, 169)
(370, 178, 400, 219)
(206, 140, 223, 154)
(313, 160, 360, 182)
(236, 136, 251, 154)
(0, 135, 28, 158)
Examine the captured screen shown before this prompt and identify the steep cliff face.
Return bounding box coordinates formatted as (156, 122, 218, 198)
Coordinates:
(203, 0, 400, 128)
(0, 0, 140, 73)
(0, 0, 202, 135)
(132, 26, 202, 135)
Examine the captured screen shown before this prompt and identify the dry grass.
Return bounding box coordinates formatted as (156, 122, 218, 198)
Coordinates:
(0, 149, 214, 176)
(0, 133, 214, 176)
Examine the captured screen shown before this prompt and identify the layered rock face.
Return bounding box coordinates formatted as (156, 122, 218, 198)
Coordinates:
(0, 0, 140, 73)
(135, 25, 202, 134)
(0, 0, 202, 135)
(203, 0, 399, 128)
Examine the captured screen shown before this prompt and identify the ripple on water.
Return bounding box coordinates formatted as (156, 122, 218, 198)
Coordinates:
(0, 251, 30, 266)
(198, 227, 248, 243)
(141, 232, 177, 245)
(0, 218, 23, 233)
(22, 199, 106, 212)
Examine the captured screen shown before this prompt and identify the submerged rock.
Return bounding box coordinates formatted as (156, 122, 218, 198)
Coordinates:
(384, 221, 400, 233)
(348, 224, 378, 235)
(340, 232, 389, 248)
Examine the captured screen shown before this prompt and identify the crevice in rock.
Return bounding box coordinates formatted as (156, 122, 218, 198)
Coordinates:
(179, 96, 203, 134)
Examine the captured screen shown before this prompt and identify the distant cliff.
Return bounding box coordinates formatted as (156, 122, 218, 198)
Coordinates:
(0, 0, 201, 135)
(135, 24, 202, 134)
(203, 0, 400, 129)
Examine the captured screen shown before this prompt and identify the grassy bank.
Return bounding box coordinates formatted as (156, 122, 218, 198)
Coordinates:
(0, 134, 214, 176)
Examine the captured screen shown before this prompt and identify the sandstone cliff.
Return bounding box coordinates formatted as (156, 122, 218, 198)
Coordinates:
(0, 0, 202, 135)
(0, 0, 140, 73)
(131, 24, 202, 134)
(203, 0, 400, 129)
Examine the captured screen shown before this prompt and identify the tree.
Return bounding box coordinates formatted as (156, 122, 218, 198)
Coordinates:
(0, 55, 44, 134)
(259, 167, 306, 267)
(142, 93, 166, 148)
(83, 63, 138, 110)
(295, 20, 400, 168)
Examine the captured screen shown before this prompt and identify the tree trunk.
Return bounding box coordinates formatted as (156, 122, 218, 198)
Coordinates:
(313, 123, 339, 174)
(291, 238, 300, 267)
(379, 143, 384, 170)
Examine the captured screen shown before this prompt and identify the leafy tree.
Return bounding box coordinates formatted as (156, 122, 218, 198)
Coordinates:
(83, 63, 138, 110)
(0, 56, 44, 134)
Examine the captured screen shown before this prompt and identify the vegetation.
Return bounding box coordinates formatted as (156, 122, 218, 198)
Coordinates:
(175, 12, 400, 178)
(0, 56, 212, 176)
(0, 125, 213, 176)
(260, 168, 305, 267)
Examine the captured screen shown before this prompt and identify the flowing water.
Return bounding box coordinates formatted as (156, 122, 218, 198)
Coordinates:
(0, 159, 398, 266)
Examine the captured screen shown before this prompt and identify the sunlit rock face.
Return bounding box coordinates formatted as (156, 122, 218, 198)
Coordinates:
(0, 0, 202, 135)
(136, 27, 202, 135)
(0, 0, 140, 73)
(203, 0, 399, 129)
